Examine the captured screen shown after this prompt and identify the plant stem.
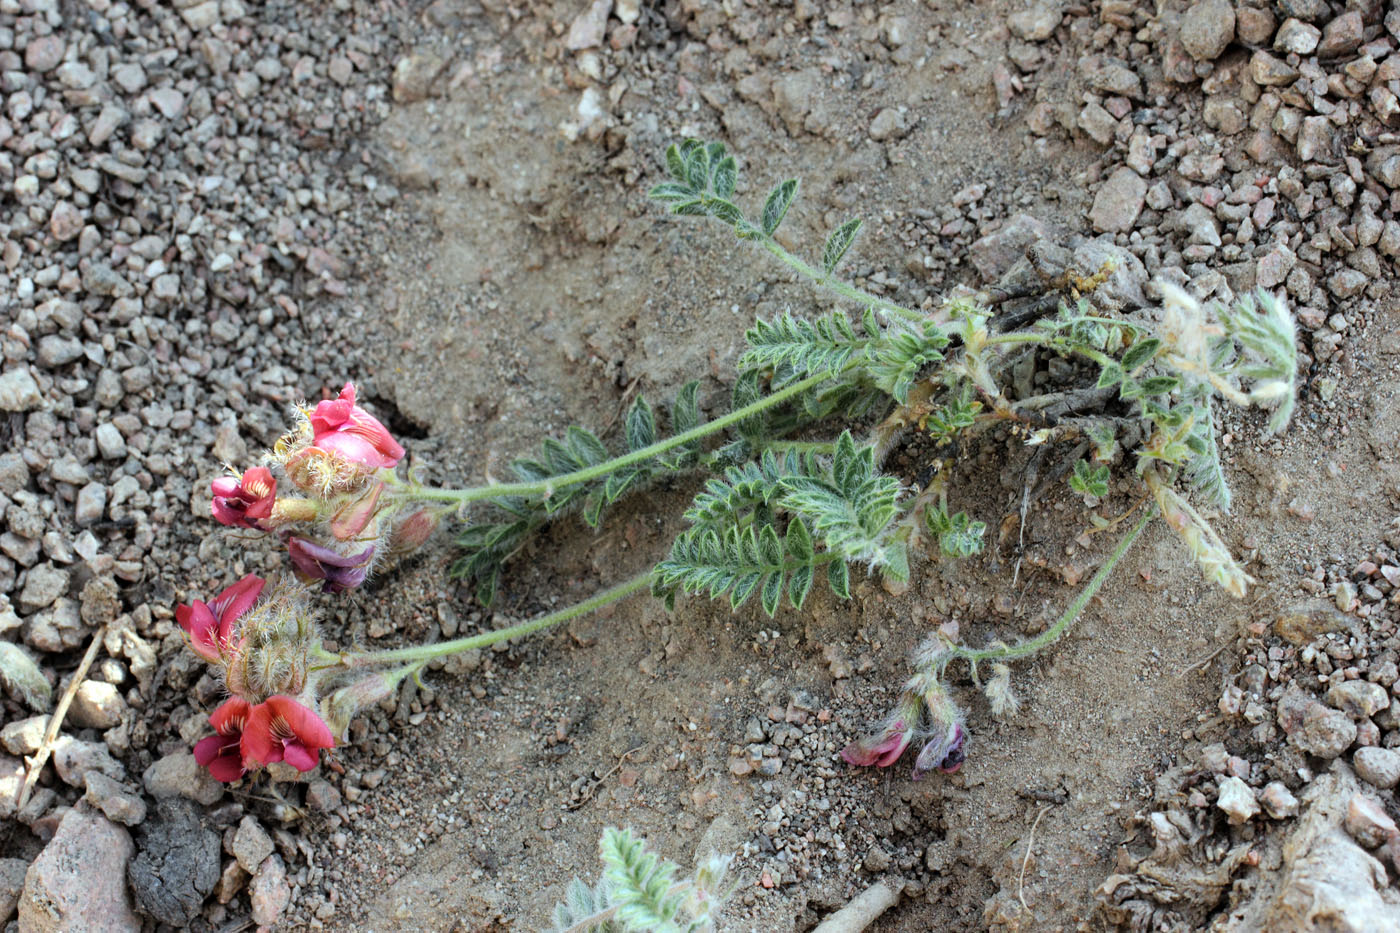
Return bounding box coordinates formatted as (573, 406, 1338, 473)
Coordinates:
(402, 371, 833, 506)
(765, 439, 838, 455)
(943, 506, 1155, 669)
(757, 235, 925, 323)
(338, 571, 653, 667)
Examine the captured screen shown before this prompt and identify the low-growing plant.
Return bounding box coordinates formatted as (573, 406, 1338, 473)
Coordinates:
(550, 828, 734, 933)
(178, 139, 1297, 872)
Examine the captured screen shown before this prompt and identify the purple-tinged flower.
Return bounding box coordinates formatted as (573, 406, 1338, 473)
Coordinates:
(912, 722, 966, 779)
(242, 695, 335, 773)
(176, 574, 265, 662)
(287, 536, 375, 593)
(193, 697, 252, 782)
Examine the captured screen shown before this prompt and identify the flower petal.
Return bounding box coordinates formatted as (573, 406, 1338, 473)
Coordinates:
(281, 742, 319, 772)
(193, 733, 226, 767)
(316, 431, 393, 469)
(265, 695, 335, 750)
(205, 750, 247, 783)
(209, 697, 252, 735)
(241, 702, 282, 767)
(176, 601, 221, 662)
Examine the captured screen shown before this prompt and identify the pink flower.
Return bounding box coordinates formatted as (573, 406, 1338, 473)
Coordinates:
(287, 537, 375, 593)
(176, 574, 265, 662)
(210, 467, 276, 528)
(193, 697, 252, 782)
(241, 695, 335, 772)
(839, 718, 912, 768)
(308, 383, 404, 470)
(389, 508, 438, 553)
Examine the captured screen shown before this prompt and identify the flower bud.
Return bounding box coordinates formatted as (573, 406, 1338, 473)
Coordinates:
(221, 577, 320, 702)
(320, 672, 399, 739)
(388, 508, 438, 554)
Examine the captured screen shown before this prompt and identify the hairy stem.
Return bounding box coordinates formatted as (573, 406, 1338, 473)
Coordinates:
(943, 506, 1155, 670)
(757, 235, 925, 323)
(339, 572, 653, 667)
(401, 372, 833, 507)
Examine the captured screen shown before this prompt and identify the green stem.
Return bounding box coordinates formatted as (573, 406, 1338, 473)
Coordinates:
(764, 439, 837, 455)
(402, 371, 832, 506)
(337, 571, 653, 667)
(757, 236, 925, 323)
(944, 506, 1155, 669)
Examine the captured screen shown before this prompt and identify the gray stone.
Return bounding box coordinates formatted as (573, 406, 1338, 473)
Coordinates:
(1178, 202, 1222, 246)
(1080, 55, 1142, 99)
(143, 751, 224, 806)
(1345, 794, 1398, 849)
(1317, 11, 1363, 59)
(1298, 116, 1335, 163)
(36, 336, 83, 369)
(1366, 147, 1400, 189)
(127, 798, 221, 927)
(0, 857, 26, 924)
(1261, 781, 1300, 819)
(48, 457, 90, 486)
(1329, 269, 1367, 299)
(24, 36, 65, 72)
(1257, 243, 1297, 289)
(1355, 747, 1400, 790)
(52, 736, 125, 787)
(391, 51, 446, 103)
(74, 483, 106, 526)
(83, 771, 146, 826)
(0, 369, 42, 412)
(18, 806, 140, 932)
(0, 715, 47, 756)
(1089, 167, 1146, 233)
(565, 0, 611, 50)
(1278, 0, 1329, 21)
(18, 564, 68, 613)
(1078, 102, 1118, 145)
(868, 107, 909, 142)
(1007, 2, 1061, 41)
(1217, 775, 1260, 823)
(26, 598, 85, 653)
(0, 754, 22, 820)
(250, 854, 290, 926)
(68, 680, 124, 729)
(1251, 51, 1299, 86)
(1180, 0, 1234, 62)
(94, 423, 126, 460)
(1274, 17, 1321, 55)
(1328, 681, 1390, 719)
(968, 213, 1050, 282)
(46, 202, 83, 243)
(179, 0, 221, 28)
(233, 815, 274, 873)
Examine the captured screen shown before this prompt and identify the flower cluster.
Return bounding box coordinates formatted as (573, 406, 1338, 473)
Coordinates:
(184, 384, 440, 782)
(840, 669, 966, 780)
(211, 383, 437, 593)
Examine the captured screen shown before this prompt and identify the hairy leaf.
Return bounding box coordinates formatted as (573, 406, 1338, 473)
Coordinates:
(761, 179, 798, 236)
(821, 218, 862, 274)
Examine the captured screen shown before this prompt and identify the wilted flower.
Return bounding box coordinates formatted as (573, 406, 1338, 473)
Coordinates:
(320, 670, 401, 739)
(176, 574, 265, 662)
(839, 718, 913, 768)
(242, 695, 335, 772)
(211, 467, 277, 529)
(308, 383, 404, 470)
(287, 537, 376, 593)
(911, 721, 966, 779)
(329, 481, 384, 541)
(193, 697, 252, 782)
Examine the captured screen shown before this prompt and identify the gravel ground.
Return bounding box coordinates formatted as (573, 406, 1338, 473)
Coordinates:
(2, 0, 1400, 930)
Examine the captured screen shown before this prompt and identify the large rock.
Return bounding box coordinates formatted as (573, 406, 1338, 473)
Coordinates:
(18, 805, 140, 932)
(1180, 0, 1235, 61)
(127, 799, 220, 927)
(968, 213, 1050, 282)
(1228, 764, 1400, 932)
(1089, 167, 1147, 233)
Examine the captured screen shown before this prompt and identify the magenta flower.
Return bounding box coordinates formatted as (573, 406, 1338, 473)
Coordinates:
(308, 383, 404, 470)
(287, 536, 375, 592)
(241, 695, 335, 772)
(176, 574, 265, 662)
(193, 697, 252, 782)
(839, 718, 913, 768)
(210, 467, 276, 529)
